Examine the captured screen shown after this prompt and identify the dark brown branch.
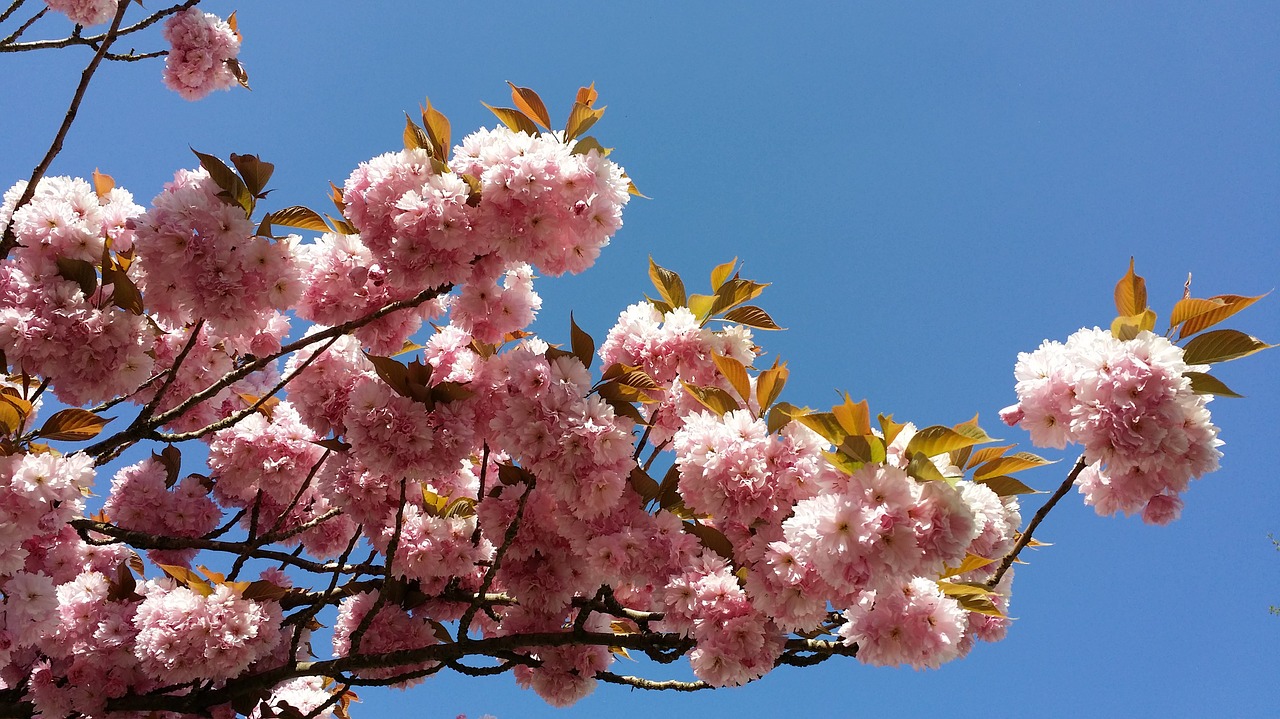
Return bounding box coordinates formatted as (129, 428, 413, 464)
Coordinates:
(104, 48, 166, 62)
(83, 284, 450, 459)
(459, 479, 532, 637)
(987, 454, 1088, 587)
(0, 0, 124, 258)
(597, 672, 710, 692)
(153, 333, 341, 443)
(71, 518, 380, 576)
(0, 6, 43, 46)
(0, 0, 199, 52)
(0, 0, 28, 26)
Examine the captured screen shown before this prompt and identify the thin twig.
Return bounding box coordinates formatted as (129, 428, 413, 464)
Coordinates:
(104, 48, 166, 62)
(83, 284, 450, 459)
(458, 479, 532, 638)
(0, 7, 44, 46)
(596, 672, 711, 692)
(133, 319, 205, 428)
(987, 454, 1088, 587)
(0, 0, 125, 258)
(152, 333, 340, 443)
(348, 479, 408, 653)
(0, 0, 198, 52)
(0, 0, 28, 25)
(72, 519, 380, 576)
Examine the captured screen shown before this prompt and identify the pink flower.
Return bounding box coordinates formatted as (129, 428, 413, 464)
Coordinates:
(162, 9, 242, 101)
(42, 0, 117, 26)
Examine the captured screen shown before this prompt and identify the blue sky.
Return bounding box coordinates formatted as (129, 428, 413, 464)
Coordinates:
(3, 2, 1279, 717)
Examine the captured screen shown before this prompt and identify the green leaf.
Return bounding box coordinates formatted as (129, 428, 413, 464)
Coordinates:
(648, 257, 687, 308)
(1184, 371, 1244, 398)
(483, 103, 539, 135)
(838, 434, 886, 464)
(823, 450, 864, 475)
(953, 593, 1006, 618)
(687, 293, 715, 321)
(905, 423, 995, 458)
(681, 381, 740, 416)
(794, 411, 848, 447)
(1181, 329, 1274, 365)
(571, 136, 611, 156)
(1114, 257, 1147, 317)
(907, 452, 948, 483)
(975, 475, 1041, 497)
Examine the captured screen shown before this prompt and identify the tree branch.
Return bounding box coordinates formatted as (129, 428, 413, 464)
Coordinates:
(0, 0, 125, 258)
(0, 0, 199, 52)
(987, 454, 1088, 587)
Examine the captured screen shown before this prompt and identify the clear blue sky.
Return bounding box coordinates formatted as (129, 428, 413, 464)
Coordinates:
(4, 2, 1279, 717)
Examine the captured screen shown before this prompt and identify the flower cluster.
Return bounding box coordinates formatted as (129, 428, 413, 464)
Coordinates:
(0, 178, 153, 405)
(132, 580, 281, 685)
(103, 458, 221, 567)
(1001, 328, 1222, 523)
(42, 0, 117, 26)
(162, 8, 242, 101)
(133, 167, 300, 346)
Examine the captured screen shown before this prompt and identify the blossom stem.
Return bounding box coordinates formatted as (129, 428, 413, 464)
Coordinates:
(987, 454, 1087, 588)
